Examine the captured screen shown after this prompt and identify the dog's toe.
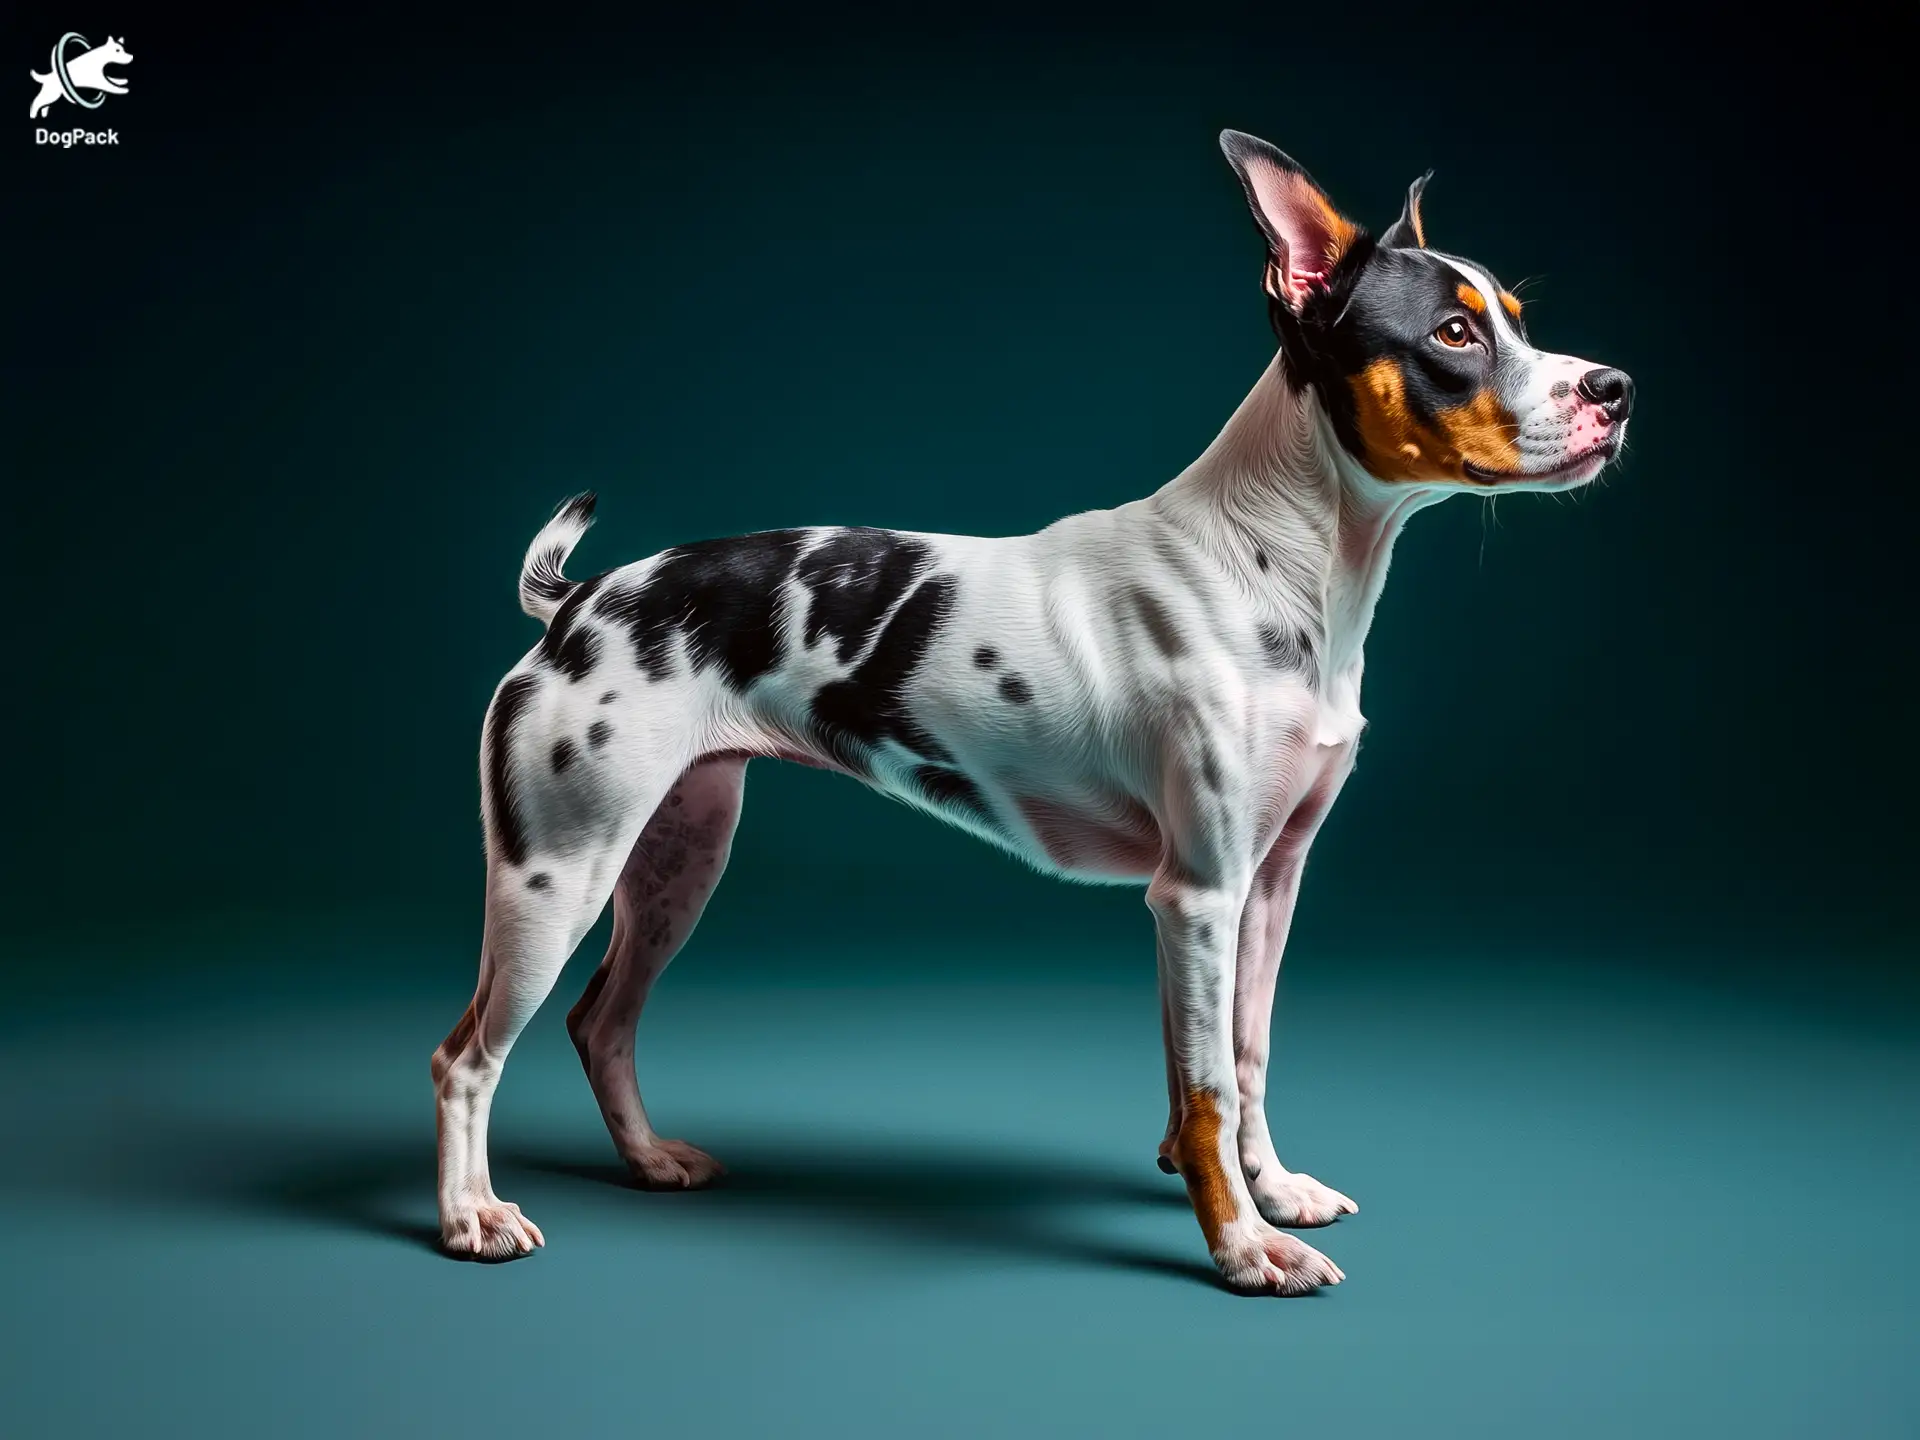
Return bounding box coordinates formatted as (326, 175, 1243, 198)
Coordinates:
(1213, 1224, 1344, 1296)
(1251, 1171, 1358, 1228)
(442, 1199, 544, 1261)
(626, 1139, 726, 1190)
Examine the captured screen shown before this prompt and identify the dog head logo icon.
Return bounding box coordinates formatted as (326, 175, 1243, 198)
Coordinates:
(30, 33, 132, 119)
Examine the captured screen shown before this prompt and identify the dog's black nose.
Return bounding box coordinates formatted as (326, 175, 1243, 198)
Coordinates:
(1576, 367, 1635, 421)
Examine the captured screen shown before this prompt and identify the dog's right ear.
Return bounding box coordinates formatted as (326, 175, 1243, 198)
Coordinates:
(1378, 171, 1433, 250)
(1219, 130, 1362, 311)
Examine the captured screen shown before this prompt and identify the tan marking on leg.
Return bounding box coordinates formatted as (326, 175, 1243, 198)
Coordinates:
(1174, 1087, 1240, 1248)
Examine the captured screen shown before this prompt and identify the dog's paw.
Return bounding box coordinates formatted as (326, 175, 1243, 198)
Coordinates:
(626, 1138, 727, 1190)
(1249, 1169, 1358, 1228)
(441, 1198, 545, 1261)
(1212, 1222, 1344, 1296)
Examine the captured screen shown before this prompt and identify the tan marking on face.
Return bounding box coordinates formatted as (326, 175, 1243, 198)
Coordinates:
(1455, 282, 1487, 315)
(1348, 356, 1523, 483)
(1436, 388, 1524, 476)
(1174, 1087, 1240, 1247)
(1498, 289, 1523, 320)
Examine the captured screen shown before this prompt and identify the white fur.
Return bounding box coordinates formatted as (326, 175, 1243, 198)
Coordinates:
(431, 285, 1624, 1293)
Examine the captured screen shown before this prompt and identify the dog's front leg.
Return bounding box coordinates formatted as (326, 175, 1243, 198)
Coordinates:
(1152, 858, 1344, 1295)
(1232, 848, 1358, 1227)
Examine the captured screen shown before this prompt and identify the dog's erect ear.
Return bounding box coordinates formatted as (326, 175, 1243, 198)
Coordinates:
(1378, 171, 1433, 250)
(1219, 130, 1362, 310)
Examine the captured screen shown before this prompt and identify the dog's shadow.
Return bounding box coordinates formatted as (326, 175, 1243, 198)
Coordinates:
(505, 1133, 1215, 1286)
(89, 1114, 1220, 1290)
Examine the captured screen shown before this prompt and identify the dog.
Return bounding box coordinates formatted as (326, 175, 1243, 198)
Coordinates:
(29, 36, 131, 119)
(432, 129, 1634, 1294)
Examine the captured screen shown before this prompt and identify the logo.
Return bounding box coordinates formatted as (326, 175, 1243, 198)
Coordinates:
(30, 32, 131, 145)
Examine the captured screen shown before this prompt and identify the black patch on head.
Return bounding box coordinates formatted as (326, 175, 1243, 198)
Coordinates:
(1289, 242, 1522, 466)
(599, 690, 618, 705)
(1130, 589, 1187, 659)
(1265, 234, 1379, 402)
(486, 674, 540, 867)
(998, 675, 1032, 705)
(526, 872, 552, 891)
(595, 530, 807, 688)
(551, 738, 578, 773)
(973, 645, 999, 669)
(914, 764, 992, 824)
(587, 720, 612, 749)
(795, 529, 935, 666)
(811, 576, 957, 769)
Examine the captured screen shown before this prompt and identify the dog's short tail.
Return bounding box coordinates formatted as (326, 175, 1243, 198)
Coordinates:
(518, 491, 597, 626)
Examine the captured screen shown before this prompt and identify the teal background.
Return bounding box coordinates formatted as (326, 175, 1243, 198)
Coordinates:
(3, 4, 1914, 1436)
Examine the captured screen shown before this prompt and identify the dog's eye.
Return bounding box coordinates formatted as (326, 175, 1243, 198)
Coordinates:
(1435, 318, 1474, 348)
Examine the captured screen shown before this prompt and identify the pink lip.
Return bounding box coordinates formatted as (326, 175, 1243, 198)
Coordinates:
(1465, 440, 1617, 485)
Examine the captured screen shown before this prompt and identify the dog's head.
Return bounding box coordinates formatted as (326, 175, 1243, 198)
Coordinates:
(97, 36, 132, 65)
(1221, 130, 1632, 492)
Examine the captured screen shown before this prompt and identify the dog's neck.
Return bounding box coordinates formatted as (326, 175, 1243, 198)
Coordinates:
(1153, 354, 1443, 685)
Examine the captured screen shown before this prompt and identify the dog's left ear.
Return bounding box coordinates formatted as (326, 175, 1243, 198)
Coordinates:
(1220, 130, 1362, 310)
(1378, 171, 1433, 250)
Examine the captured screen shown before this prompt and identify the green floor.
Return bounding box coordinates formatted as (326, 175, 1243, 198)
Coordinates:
(2, 934, 1913, 1437)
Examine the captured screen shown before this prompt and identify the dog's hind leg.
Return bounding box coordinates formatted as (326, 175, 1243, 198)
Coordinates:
(565, 755, 746, 1188)
(432, 671, 695, 1259)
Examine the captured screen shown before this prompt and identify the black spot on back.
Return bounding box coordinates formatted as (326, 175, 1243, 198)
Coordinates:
(998, 675, 1032, 704)
(914, 764, 993, 825)
(486, 674, 540, 866)
(587, 720, 612, 749)
(595, 531, 807, 688)
(544, 623, 600, 682)
(811, 576, 957, 768)
(551, 738, 578, 773)
(599, 691, 618, 705)
(794, 529, 934, 666)
(1131, 588, 1187, 659)
(973, 646, 999, 669)
(538, 574, 609, 682)
(1254, 549, 1269, 571)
